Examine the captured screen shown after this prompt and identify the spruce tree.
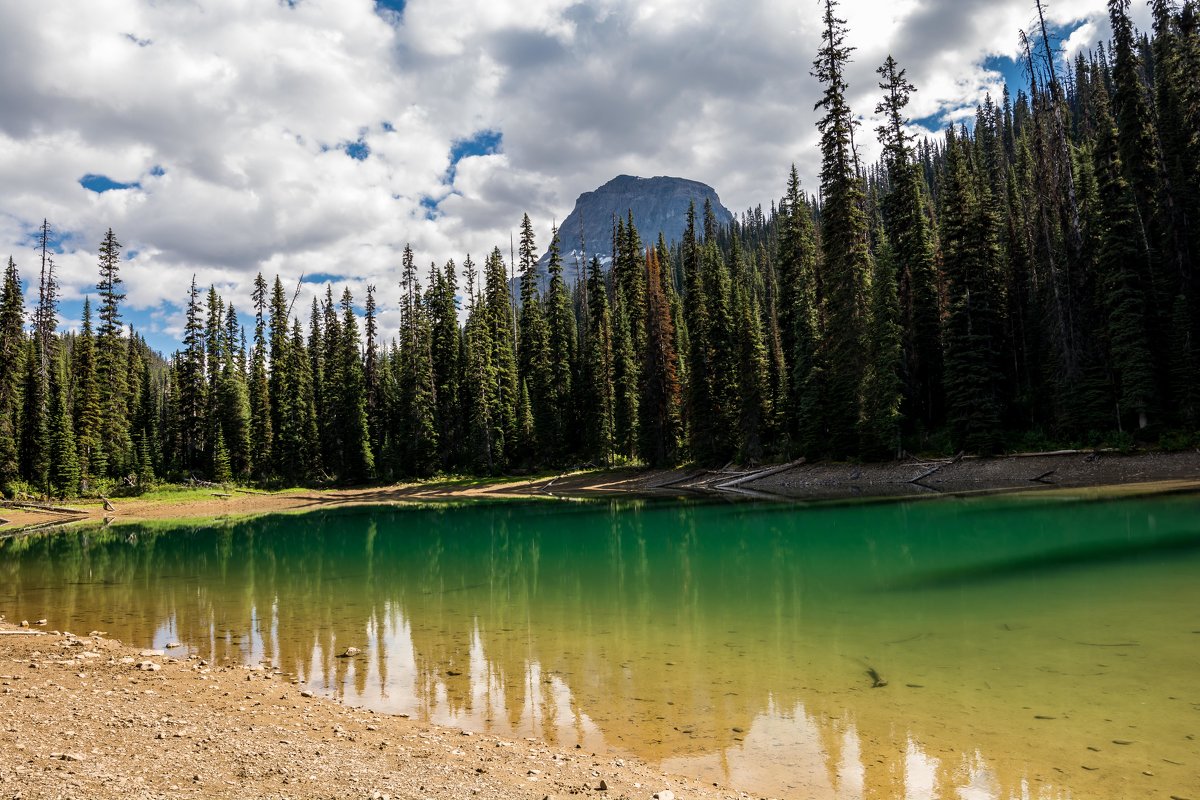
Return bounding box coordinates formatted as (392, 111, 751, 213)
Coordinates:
(429, 260, 463, 470)
(72, 298, 104, 484)
(220, 303, 252, 477)
(339, 288, 374, 480)
(812, 0, 873, 457)
(398, 248, 438, 476)
(48, 351, 78, 498)
(876, 55, 942, 434)
(0, 257, 24, 489)
(940, 127, 1005, 453)
(248, 273, 272, 477)
(268, 276, 291, 475)
(1093, 79, 1157, 428)
(582, 256, 615, 465)
(639, 246, 682, 466)
(96, 228, 130, 477)
(516, 214, 550, 459)
(544, 226, 577, 460)
(483, 247, 519, 467)
(177, 278, 207, 473)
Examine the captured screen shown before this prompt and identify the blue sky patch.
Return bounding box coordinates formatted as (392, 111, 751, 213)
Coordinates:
(302, 272, 345, 286)
(344, 138, 370, 161)
(375, 0, 405, 18)
(420, 196, 440, 220)
(446, 129, 502, 182)
(80, 174, 141, 193)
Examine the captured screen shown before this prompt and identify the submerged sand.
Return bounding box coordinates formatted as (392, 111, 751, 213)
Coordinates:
(0, 621, 727, 800)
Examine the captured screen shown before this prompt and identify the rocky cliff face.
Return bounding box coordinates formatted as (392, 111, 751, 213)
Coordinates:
(537, 174, 734, 278)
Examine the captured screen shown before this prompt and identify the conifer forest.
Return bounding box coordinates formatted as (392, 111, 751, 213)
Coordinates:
(2, 0, 1199, 497)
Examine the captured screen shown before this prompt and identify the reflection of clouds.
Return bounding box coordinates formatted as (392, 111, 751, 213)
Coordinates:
(3, 497, 1198, 799)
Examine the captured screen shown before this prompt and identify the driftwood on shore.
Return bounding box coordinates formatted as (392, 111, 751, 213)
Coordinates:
(0, 500, 88, 516)
(715, 458, 807, 490)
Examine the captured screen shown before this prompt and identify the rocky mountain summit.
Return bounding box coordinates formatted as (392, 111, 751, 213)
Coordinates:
(537, 175, 734, 277)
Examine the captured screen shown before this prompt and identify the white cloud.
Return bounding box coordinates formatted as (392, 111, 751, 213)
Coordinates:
(0, 0, 1148, 350)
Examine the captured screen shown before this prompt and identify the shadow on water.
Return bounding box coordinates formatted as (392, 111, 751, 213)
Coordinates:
(888, 529, 1200, 590)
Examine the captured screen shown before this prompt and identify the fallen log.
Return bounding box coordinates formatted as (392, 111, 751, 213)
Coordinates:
(0, 500, 88, 515)
(715, 458, 807, 490)
(1030, 469, 1057, 483)
(100, 495, 116, 512)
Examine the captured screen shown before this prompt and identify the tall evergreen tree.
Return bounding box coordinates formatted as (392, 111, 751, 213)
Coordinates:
(177, 278, 207, 473)
(639, 246, 682, 466)
(812, 0, 874, 456)
(48, 350, 78, 498)
(544, 226, 577, 460)
(0, 257, 24, 489)
(96, 228, 131, 477)
(876, 55, 942, 434)
(248, 273, 272, 477)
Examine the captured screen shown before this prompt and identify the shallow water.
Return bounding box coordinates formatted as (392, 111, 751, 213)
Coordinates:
(2, 493, 1198, 798)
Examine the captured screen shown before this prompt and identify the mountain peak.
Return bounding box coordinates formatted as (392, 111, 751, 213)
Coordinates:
(538, 175, 733, 275)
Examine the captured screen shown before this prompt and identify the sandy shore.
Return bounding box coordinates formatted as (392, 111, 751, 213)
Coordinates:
(0, 621, 730, 800)
(2, 450, 1199, 533)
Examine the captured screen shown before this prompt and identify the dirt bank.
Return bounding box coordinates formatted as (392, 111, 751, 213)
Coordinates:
(739, 449, 1200, 499)
(2, 450, 1198, 534)
(0, 621, 728, 800)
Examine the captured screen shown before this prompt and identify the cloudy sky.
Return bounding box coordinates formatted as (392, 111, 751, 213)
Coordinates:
(0, 0, 1149, 352)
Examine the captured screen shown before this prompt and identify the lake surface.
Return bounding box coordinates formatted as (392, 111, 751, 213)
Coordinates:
(2, 493, 1198, 798)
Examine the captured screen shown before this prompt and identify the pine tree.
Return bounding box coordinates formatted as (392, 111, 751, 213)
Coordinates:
(268, 276, 291, 475)
(177, 278, 207, 473)
(364, 285, 382, 466)
(248, 273, 272, 478)
(812, 0, 873, 457)
(775, 167, 821, 452)
(429, 260, 463, 470)
(729, 231, 770, 463)
(1093, 79, 1157, 429)
(72, 297, 104, 484)
(582, 256, 615, 465)
(682, 204, 717, 463)
(96, 228, 131, 477)
(220, 303, 252, 477)
(339, 288, 374, 480)
(23, 227, 58, 491)
(544, 226, 577, 460)
(462, 255, 497, 473)
(48, 350, 78, 498)
(639, 246, 682, 466)
(483, 247, 519, 468)
(516, 214, 551, 459)
(397, 247, 437, 476)
(859, 227, 903, 458)
(0, 257, 24, 490)
(876, 55, 942, 434)
(940, 127, 1005, 453)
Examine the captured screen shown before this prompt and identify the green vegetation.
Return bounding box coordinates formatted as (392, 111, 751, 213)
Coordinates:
(2, 0, 1199, 498)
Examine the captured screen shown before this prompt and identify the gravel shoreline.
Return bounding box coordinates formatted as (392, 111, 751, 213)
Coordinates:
(0, 621, 731, 800)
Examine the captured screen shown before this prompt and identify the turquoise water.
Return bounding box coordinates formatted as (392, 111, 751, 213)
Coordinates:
(1, 493, 1198, 798)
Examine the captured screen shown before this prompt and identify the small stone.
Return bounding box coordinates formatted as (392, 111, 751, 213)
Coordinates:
(653, 792, 675, 800)
(34, 619, 47, 626)
(167, 642, 183, 649)
(337, 647, 362, 658)
(1112, 739, 1134, 745)
(19, 620, 28, 627)
(300, 690, 314, 698)
(527, 769, 541, 776)
(137, 661, 161, 672)
(598, 779, 609, 791)
(139, 649, 164, 657)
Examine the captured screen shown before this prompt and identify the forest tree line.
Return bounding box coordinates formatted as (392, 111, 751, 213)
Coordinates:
(1, 0, 1198, 496)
